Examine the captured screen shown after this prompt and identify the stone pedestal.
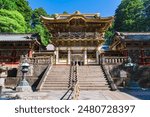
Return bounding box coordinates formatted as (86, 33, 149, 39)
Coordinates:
(0, 78, 5, 87)
(16, 79, 32, 92)
(0, 78, 5, 97)
(0, 64, 7, 97)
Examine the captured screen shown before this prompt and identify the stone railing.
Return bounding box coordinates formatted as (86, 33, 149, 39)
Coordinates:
(72, 81, 80, 100)
(101, 56, 127, 65)
(36, 63, 53, 91)
(21, 57, 52, 65)
(60, 64, 80, 100)
(101, 64, 117, 91)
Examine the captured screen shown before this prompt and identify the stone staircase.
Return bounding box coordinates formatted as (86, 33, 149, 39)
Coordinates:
(78, 65, 110, 90)
(40, 65, 110, 91)
(40, 65, 70, 91)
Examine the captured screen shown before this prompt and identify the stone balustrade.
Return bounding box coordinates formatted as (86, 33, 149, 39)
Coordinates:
(21, 57, 52, 65)
(101, 56, 127, 64)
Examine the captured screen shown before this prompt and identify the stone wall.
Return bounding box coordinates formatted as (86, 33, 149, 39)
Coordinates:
(106, 63, 150, 88)
(5, 64, 48, 90)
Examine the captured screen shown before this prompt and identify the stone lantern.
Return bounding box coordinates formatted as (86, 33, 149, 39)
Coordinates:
(0, 63, 7, 97)
(16, 58, 32, 92)
(124, 57, 140, 89)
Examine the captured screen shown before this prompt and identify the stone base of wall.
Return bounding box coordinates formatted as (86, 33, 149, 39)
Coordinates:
(5, 64, 48, 91)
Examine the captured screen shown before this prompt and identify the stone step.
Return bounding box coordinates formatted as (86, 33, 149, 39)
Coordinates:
(79, 87, 110, 90)
(78, 79, 107, 81)
(39, 65, 110, 92)
(79, 85, 109, 87)
(43, 84, 68, 87)
(48, 73, 69, 74)
(79, 82, 108, 86)
(45, 81, 68, 84)
(78, 77, 106, 79)
(46, 77, 69, 79)
(41, 87, 69, 90)
(47, 75, 68, 77)
(79, 81, 108, 83)
(45, 79, 68, 81)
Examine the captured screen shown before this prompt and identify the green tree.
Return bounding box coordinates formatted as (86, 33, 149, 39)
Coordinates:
(15, 0, 32, 29)
(63, 11, 68, 14)
(32, 25, 50, 46)
(0, 9, 27, 33)
(31, 8, 51, 46)
(105, 23, 114, 45)
(31, 7, 49, 27)
(114, 0, 144, 32)
(0, 0, 17, 10)
(0, 0, 32, 32)
(143, 0, 150, 31)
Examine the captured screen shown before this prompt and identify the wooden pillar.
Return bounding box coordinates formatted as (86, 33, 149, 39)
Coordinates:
(141, 49, 144, 65)
(96, 50, 99, 64)
(124, 50, 128, 57)
(28, 50, 32, 58)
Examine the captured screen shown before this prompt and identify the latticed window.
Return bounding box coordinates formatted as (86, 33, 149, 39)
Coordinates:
(87, 53, 96, 59)
(144, 50, 150, 56)
(128, 50, 140, 63)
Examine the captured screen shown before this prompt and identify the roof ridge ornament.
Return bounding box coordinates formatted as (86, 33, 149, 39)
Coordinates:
(95, 13, 100, 18)
(74, 11, 81, 14)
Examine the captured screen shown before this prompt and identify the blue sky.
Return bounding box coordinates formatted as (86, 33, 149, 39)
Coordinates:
(27, 0, 121, 17)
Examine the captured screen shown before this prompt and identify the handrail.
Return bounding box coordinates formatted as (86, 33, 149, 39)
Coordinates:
(36, 59, 53, 91)
(71, 64, 80, 100)
(60, 64, 80, 100)
(60, 63, 80, 100)
(72, 81, 80, 100)
(101, 64, 117, 91)
(60, 87, 73, 100)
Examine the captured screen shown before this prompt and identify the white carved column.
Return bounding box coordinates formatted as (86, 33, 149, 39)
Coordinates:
(96, 50, 99, 64)
(68, 48, 71, 64)
(56, 47, 59, 64)
(84, 48, 87, 65)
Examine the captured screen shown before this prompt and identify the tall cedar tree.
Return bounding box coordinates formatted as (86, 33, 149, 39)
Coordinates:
(31, 8, 51, 46)
(0, 0, 17, 10)
(114, 0, 144, 32)
(15, 0, 32, 30)
(143, 0, 150, 31)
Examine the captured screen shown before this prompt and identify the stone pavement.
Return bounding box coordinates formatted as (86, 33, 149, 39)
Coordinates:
(79, 90, 138, 100)
(1, 88, 140, 100)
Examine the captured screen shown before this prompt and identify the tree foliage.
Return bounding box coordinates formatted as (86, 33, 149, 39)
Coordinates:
(63, 11, 68, 14)
(15, 0, 32, 26)
(114, 0, 144, 32)
(143, 0, 150, 31)
(32, 25, 50, 46)
(31, 8, 49, 27)
(105, 23, 114, 45)
(0, 0, 50, 46)
(0, 0, 17, 10)
(31, 8, 51, 46)
(0, 9, 26, 33)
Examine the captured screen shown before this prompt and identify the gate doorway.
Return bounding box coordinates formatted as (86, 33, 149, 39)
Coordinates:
(71, 54, 84, 66)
